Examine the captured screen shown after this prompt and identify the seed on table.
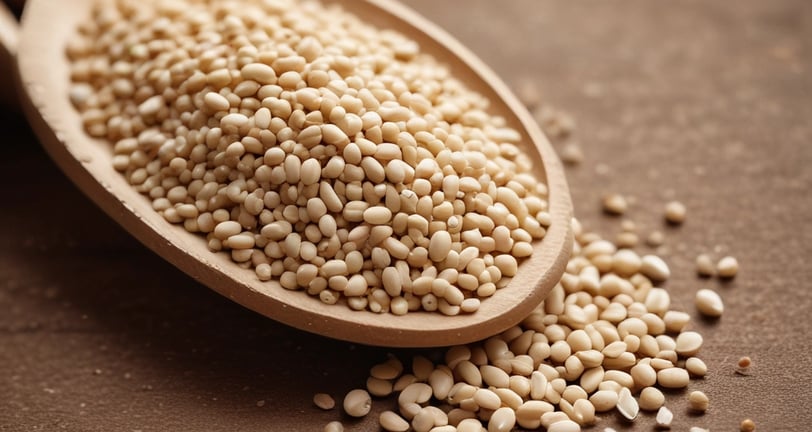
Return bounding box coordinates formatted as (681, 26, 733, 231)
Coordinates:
(657, 367, 690, 388)
(695, 288, 724, 317)
(717, 255, 739, 278)
(589, 390, 618, 412)
(313, 393, 335, 410)
(323, 421, 344, 432)
(740, 418, 756, 431)
(646, 230, 665, 247)
(738, 356, 752, 368)
(640, 254, 670, 281)
(656, 406, 673, 428)
(379, 411, 409, 432)
(686, 357, 708, 377)
(664, 200, 686, 224)
(675, 331, 704, 357)
(689, 428, 709, 432)
(638, 387, 664, 411)
(696, 254, 715, 277)
(602, 193, 628, 215)
(688, 390, 709, 413)
(561, 142, 584, 165)
(343, 389, 372, 417)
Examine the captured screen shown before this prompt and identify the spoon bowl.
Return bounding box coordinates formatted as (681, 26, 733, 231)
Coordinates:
(16, 0, 572, 347)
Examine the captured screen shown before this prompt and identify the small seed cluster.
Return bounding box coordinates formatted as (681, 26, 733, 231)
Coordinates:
(68, 0, 551, 315)
(330, 218, 717, 431)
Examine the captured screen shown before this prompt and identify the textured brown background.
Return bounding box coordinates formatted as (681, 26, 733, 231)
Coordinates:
(2, 0, 811, 431)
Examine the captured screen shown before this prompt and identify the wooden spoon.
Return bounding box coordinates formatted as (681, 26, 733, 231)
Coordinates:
(16, 0, 572, 347)
(0, 1, 18, 109)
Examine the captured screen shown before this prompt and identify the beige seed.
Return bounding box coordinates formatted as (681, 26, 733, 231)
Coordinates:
(473, 388, 501, 410)
(686, 357, 708, 377)
(689, 428, 710, 432)
(602, 193, 627, 215)
(688, 390, 709, 413)
(663, 310, 691, 333)
(367, 377, 394, 397)
(664, 200, 686, 224)
(656, 406, 673, 428)
(379, 411, 410, 432)
(675, 331, 704, 357)
(547, 419, 581, 432)
(616, 387, 638, 420)
(560, 142, 584, 165)
(515, 400, 553, 429)
(717, 255, 739, 278)
(696, 253, 715, 277)
(324, 421, 344, 432)
(695, 288, 724, 317)
(740, 418, 756, 431)
(640, 254, 670, 281)
(657, 367, 690, 388)
(364, 206, 393, 225)
(457, 418, 484, 432)
(487, 407, 516, 432)
(313, 393, 335, 410)
(343, 389, 372, 417)
(204, 92, 230, 111)
(646, 230, 665, 247)
(630, 363, 657, 388)
(589, 390, 618, 412)
(429, 231, 452, 263)
(638, 387, 665, 411)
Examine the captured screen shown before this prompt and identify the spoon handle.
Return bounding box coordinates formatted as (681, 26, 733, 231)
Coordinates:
(0, 0, 18, 109)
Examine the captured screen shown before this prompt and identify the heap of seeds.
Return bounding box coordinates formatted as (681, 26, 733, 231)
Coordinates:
(330, 217, 716, 431)
(68, 0, 552, 315)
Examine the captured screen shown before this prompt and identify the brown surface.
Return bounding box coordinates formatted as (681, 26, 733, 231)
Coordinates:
(1, 0, 811, 430)
(16, 0, 572, 349)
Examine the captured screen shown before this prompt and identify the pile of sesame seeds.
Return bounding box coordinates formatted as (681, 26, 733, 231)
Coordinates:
(68, 0, 553, 316)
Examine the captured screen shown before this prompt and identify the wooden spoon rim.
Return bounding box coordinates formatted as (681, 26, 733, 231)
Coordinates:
(16, 0, 572, 347)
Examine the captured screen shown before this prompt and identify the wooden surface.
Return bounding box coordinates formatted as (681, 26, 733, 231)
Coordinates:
(15, 0, 571, 348)
(2, 0, 811, 430)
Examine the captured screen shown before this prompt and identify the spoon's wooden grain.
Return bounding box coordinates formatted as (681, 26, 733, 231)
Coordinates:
(16, 0, 572, 347)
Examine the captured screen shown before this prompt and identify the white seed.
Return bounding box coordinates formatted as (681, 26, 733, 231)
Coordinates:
(616, 387, 638, 420)
(717, 256, 739, 278)
(343, 389, 372, 417)
(487, 407, 516, 432)
(675, 331, 704, 357)
(640, 255, 670, 281)
(380, 411, 410, 432)
(688, 390, 709, 413)
(638, 387, 665, 411)
(686, 357, 708, 377)
(695, 288, 724, 317)
(664, 200, 686, 224)
(657, 367, 690, 388)
(656, 406, 673, 428)
(324, 421, 344, 432)
(313, 393, 335, 410)
(547, 419, 581, 432)
(589, 390, 618, 412)
(696, 254, 715, 276)
(602, 194, 627, 215)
